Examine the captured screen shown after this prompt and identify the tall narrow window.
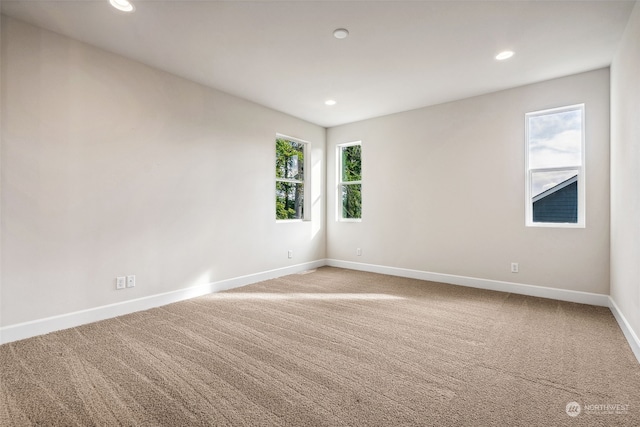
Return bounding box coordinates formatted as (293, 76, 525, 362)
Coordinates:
(276, 135, 307, 220)
(525, 104, 585, 227)
(338, 142, 362, 220)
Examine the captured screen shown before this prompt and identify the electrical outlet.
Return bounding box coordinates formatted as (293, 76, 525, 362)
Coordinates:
(126, 275, 136, 288)
(357, 248, 362, 256)
(511, 263, 519, 273)
(116, 276, 126, 290)
(287, 250, 293, 259)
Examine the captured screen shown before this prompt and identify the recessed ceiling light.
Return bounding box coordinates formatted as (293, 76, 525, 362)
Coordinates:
(110, 0, 135, 12)
(325, 100, 337, 106)
(495, 51, 514, 61)
(333, 29, 349, 39)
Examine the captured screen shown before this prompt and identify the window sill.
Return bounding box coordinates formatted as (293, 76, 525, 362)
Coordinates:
(526, 221, 585, 229)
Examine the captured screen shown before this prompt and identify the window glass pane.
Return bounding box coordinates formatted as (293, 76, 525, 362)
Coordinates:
(341, 184, 362, 219)
(276, 138, 304, 180)
(528, 108, 582, 169)
(531, 170, 578, 223)
(531, 169, 578, 198)
(276, 181, 304, 220)
(341, 145, 361, 182)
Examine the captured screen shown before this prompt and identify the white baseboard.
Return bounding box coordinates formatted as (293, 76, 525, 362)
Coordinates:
(327, 259, 640, 364)
(4, 258, 638, 366)
(608, 297, 640, 364)
(326, 259, 610, 306)
(0, 260, 325, 345)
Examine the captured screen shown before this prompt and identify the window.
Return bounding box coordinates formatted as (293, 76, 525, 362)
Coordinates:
(525, 104, 585, 227)
(338, 142, 362, 220)
(275, 135, 307, 220)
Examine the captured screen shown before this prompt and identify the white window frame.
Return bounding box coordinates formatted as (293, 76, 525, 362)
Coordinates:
(525, 104, 585, 228)
(337, 141, 362, 222)
(275, 133, 310, 222)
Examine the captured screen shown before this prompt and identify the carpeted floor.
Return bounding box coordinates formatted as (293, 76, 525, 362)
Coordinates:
(1, 267, 639, 426)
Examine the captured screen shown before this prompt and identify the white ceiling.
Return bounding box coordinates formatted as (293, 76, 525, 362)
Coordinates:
(1, 0, 636, 127)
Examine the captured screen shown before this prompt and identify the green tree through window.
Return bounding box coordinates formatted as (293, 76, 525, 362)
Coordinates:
(276, 137, 305, 220)
(339, 143, 362, 219)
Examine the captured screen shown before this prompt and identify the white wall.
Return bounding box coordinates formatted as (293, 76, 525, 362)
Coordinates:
(611, 2, 640, 346)
(0, 16, 325, 327)
(0, 13, 3, 333)
(327, 69, 610, 295)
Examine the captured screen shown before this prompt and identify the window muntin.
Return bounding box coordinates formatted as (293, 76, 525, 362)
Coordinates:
(338, 142, 362, 220)
(276, 136, 307, 220)
(525, 104, 585, 227)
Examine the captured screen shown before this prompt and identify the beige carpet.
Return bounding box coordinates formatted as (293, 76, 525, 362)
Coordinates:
(1, 267, 639, 426)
